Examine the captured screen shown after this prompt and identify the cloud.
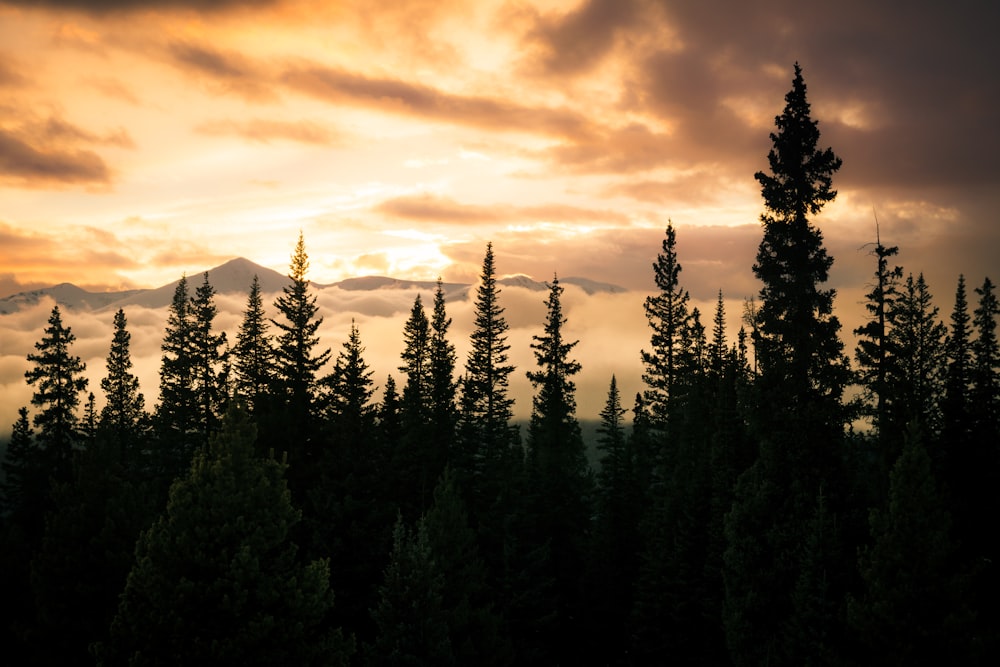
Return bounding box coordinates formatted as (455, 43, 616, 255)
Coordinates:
(0, 1, 279, 11)
(521, 0, 647, 77)
(194, 118, 336, 145)
(0, 53, 28, 88)
(282, 62, 597, 140)
(167, 40, 278, 102)
(0, 128, 111, 187)
(375, 193, 630, 227)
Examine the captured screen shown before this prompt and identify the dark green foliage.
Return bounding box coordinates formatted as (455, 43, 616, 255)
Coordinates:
(848, 427, 976, 664)
(854, 234, 903, 436)
(423, 469, 510, 665)
(97, 404, 352, 666)
(1, 407, 39, 522)
(367, 515, 454, 666)
(99, 309, 147, 467)
(156, 275, 197, 442)
(271, 232, 331, 458)
(725, 63, 851, 666)
(457, 242, 519, 475)
(589, 377, 644, 661)
(522, 276, 592, 661)
(24, 305, 88, 478)
(429, 279, 458, 460)
(395, 295, 442, 518)
(235, 274, 275, 414)
(190, 272, 226, 444)
(884, 273, 947, 446)
(641, 222, 692, 431)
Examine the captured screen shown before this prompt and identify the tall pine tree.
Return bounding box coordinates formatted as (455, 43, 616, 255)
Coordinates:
(724, 63, 850, 666)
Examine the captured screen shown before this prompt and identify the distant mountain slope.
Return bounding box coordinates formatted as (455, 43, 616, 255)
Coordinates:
(0, 283, 145, 315)
(107, 257, 292, 311)
(0, 258, 627, 315)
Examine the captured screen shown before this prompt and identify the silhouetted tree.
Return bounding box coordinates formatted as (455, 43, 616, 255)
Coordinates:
(367, 515, 454, 666)
(429, 280, 458, 462)
(24, 305, 88, 481)
(189, 272, 225, 445)
(156, 275, 198, 474)
(641, 222, 692, 434)
(235, 274, 275, 414)
(522, 276, 591, 661)
(271, 232, 331, 471)
(97, 404, 352, 666)
(99, 309, 147, 468)
(725, 63, 850, 666)
(848, 426, 975, 664)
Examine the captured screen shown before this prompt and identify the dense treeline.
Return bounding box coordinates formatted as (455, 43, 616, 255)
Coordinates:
(2, 64, 998, 665)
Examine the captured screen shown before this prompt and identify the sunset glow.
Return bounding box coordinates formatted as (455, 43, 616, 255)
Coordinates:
(2, 1, 999, 428)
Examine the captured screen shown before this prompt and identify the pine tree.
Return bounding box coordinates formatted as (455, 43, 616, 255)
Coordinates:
(1, 407, 38, 521)
(848, 426, 975, 664)
(461, 243, 517, 469)
(429, 279, 458, 459)
(522, 276, 591, 660)
(156, 275, 198, 465)
(25, 305, 88, 480)
(854, 231, 903, 435)
(589, 376, 642, 662)
(456, 242, 518, 484)
(884, 273, 947, 451)
(188, 272, 224, 444)
(325, 320, 377, 451)
(971, 277, 999, 438)
(423, 468, 510, 665)
(724, 63, 850, 666)
(367, 515, 454, 666)
(99, 309, 146, 468)
(97, 403, 352, 666)
(641, 222, 692, 431)
(395, 295, 440, 517)
(271, 232, 331, 456)
(235, 274, 275, 414)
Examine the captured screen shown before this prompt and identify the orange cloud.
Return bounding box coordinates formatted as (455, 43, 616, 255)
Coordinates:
(194, 118, 336, 145)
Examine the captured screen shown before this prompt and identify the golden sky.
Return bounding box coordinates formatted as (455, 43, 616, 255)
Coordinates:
(1, 0, 998, 427)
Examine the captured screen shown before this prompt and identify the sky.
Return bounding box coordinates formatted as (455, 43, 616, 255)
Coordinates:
(1, 0, 999, 428)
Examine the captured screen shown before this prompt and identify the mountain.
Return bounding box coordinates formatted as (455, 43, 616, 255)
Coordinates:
(0, 258, 627, 315)
(108, 257, 292, 311)
(0, 283, 145, 315)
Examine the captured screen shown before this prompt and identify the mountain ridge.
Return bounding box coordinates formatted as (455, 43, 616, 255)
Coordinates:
(0, 257, 627, 315)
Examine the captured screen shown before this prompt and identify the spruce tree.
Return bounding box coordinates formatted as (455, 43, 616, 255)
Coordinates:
(522, 276, 591, 661)
(884, 273, 947, 452)
(429, 279, 458, 459)
(641, 221, 692, 432)
(189, 272, 224, 444)
(97, 403, 352, 666)
(235, 274, 275, 414)
(156, 275, 198, 470)
(396, 295, 439, 517)
(25, 305, 88, 480)
(99, 309, 146, 467)
(456, 243, 518, 492)
(724, 63, 850, 666)
(271, 232, 331, 460)
(848, 427, 975, 664)
(589, 376, 642, 662)
(367, 516, 454, 666)
(854, 232, 903, 436)
(1, 407, 37, 520)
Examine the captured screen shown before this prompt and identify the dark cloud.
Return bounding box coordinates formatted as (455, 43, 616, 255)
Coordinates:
(0, 128, 111, 186)
(375, 194, 630, 226)
(195, 118, 336, 145)
(282, 63, 597, 140)
(522, 0, 646, 76)
(167, 41, 277, 102)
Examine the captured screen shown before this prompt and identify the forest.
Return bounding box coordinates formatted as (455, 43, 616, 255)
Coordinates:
(1, 64, 997, 666)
